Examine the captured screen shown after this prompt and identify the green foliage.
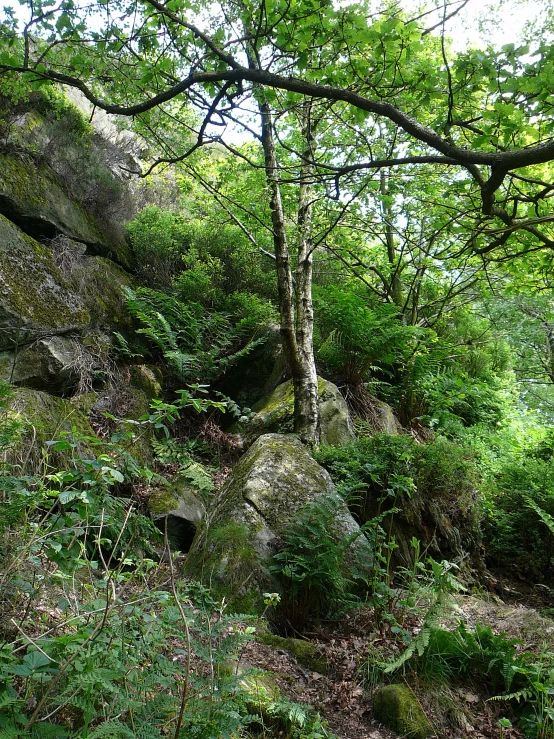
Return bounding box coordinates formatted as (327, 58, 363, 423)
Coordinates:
(127, 207, 277, 308)
(314, 286, 416, 386)
(126, 206, 194, 287)
(483, 449, 554, 577)
(123, 286, 266, 385)
(315, 433, 481, 536)
(376, 617, 554, 739)
(0, 388, 331, 739)
(269, 494, 369, 631)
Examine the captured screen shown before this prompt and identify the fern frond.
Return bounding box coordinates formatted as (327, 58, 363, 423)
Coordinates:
(87, 719, 135, 738)
(31, 723, 69, 738)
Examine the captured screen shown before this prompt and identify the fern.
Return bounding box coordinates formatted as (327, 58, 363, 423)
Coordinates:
(87, 719, 135, 738)
(31, 724, 69, 738)
(526, 497, 554, 538)
(0, 727, 22, 739)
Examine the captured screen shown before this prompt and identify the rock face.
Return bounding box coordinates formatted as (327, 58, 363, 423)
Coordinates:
(5, 387, 99, 472)
(0, 215, 90, 351)
(0, 337, 85, 394)
(184, 433, 372, 611)
(373, 684, 433, 739)
(236, 377, 355, 447)
(366, 396, 403, 434)
(0, 151, 132, 268)
(0, 217, 131, 355)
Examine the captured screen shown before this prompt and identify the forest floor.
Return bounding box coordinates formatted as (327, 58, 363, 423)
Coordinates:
(239, 575, 554, 739)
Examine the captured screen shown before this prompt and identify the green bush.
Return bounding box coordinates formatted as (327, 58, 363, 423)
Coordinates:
(313, 286, 417, 387)
(483, 453, 554, 577)
(127, 207, 277, 302)
(122, 286, 267, 386)
(269, 494, 370, 632)
(315, 434, 482, 570)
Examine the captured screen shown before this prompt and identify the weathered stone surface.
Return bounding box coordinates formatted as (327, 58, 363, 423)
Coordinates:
(366, 396, 403, 434)
(149, 476, 206, 552)
(184, 433, 371, 612)
(0, 152, 132, 268)
(130, 365, 163, 399)
(0, 215, 90, 351)
(0, 217, 132, 355)
(5, 387, 98, 473)
(373, 684, 433, 739)
(236, 377, 355, 447)
(2, 336, 83, 394)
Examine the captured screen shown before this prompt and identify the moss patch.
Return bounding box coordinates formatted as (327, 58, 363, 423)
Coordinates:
(373, 684, 433, 739)
(0, 215, 90, 350)
(258, 635, 328, 674)
(130, 365, 163, 399)
(6, 387, 100, 473)
(0, 152, 132, 268)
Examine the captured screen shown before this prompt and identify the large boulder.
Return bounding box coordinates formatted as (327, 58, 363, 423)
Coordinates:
(0, 218, 132, 354)
(0, 336, 84, 394)
(4, 387, 99, 473)
(0, 151, 132, 268)
(236, 377, 355, 447)
(184, 433, 372, 612)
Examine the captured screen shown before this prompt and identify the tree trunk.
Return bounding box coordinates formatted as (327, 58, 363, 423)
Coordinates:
(259, 101, 320, 445)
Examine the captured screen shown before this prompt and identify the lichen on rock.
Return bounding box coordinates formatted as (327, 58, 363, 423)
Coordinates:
(0, 215, 90, 351)
(0, 151, 133, 268)
(183, 433, 371, 613)
(235, 377, 355, 447)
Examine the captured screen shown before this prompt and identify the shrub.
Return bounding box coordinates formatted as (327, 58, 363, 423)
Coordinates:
(483, 453, 554, 577)
(269, 494, 370, 632)
(315, 434, 482, 569)
(313, 286, 417, 387)
(122, 286, 267, 386)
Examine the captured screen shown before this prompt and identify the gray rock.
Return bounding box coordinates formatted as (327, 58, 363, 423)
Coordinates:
(237, 377, 355, 447)
(373, 684, 433, 738)
(0, 151, 132, 268)
(0, 217, 131, 357)
(184, 433, 372, 611)
(366, 395, 403, 434)
(4, 336, 84, 394)
(0, 215, 90, 351)
(149, 477, 206, 553)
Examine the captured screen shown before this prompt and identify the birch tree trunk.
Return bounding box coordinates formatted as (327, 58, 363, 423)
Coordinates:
(258, 101, 320, 445)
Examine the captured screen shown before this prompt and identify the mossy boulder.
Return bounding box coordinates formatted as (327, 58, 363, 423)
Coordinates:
(373, 684, 433, 739)
(236, 377, 355, 447)
(149, 476, 206, 553)
(0, 217, 132, 357)
(0, 152, 132, 268)
(183, 433, 371, 613)
(258, 634, 328, 674)
(130, 365, 163, 399)
(366, 396, 403, 434)
(0, 215, 90, 350)
(1, 337, 83, 395)
(5, 387, 99, 472)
